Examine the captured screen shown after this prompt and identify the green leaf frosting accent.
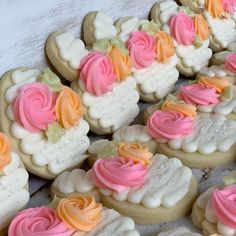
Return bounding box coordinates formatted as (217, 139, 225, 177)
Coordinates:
(193, 36, 203, 48)
(97, 140, 119, 158)
(222, 11, 231, 18)
(38, 68, 62, 91)
(48, 195, 60, 209)
(221, 86, 233, 102)
(165, 94, 177, 101)
(189, 80, 198, 84)
(93, 37, 128, 54)
(93, 39, 111, 53)
(178, 6, 196, 17)
(45, 122, 65, 143)
(223, 172, 236, 186)
(140, 20, 161, 36)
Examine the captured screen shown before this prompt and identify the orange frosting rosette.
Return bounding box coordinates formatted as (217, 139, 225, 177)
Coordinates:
(56, 194, 103, 232)
(118, 142, 153, 165)
(108, 47, 132, 82)
(0, 132, 12, 171)
(205, 0, 223, 18)
(55, 86, 84, 129)
(155, 31, 175, 63)
(198, 77, 229, 93)
(162, 101, 197, 118)
(194, 15, 210, 41)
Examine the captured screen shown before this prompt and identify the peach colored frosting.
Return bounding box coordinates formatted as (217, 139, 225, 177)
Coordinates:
(222, 0, 236, 14)
(13, 82, 57, 133)
(212, 185, 236, 228)
(198, 76, 229, 93)
(178, 84, 220, 106)
(225, 53, 236, 74)
(155, 31, 175, 63)
(118, 142, 153, 165)
(147, 111, 194, 140)
(127, 31, 156, 69)
(91, 157, 147, 193)
(205, 0, 223, 18)
(169, 12, 195, 45)
(194, 15, 210, 41)
(0, 132, 11, 171)
(108, 47, 132, 82)
(79, 51, 116, 96)
(162, 101, 197, 118)
(56, 194, 103, 232)
(55, 86, 83, 129)
(8, 207, 73, 236)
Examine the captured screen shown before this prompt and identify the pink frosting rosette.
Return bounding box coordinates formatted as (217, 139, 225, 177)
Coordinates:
(91, 157, 147, 193)
(79, 51, 116, 96)
(127, 31, 156, 69)
(212, 185, 236, 228)
(8, 207, 74, 236)
(169, 12, 195, 45)
(225, 53, 236, 74)
(222, 0, 236, 13)
(147, 110, 194, 139)
(178, 84, 220, 106)
(13, 82, 57, 133)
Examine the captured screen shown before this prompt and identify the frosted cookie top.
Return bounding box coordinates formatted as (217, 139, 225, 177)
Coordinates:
(8, 194, 140, 236)
(0, 132, 29, 230)
(157, 227, 202, 236)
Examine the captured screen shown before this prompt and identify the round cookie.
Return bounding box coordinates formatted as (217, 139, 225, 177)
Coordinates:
(0, 68, 90, 179)
(191, 174, 236, 235)
(91, 154, 198, 224)
(179, 0, 236, 52)
(8, 194, 140, 236)
(0, 132, 30, 235)
(157, 227, 202, 236)
(144, 97, 236, 168)
(83, 11, 117, 46)
(150, 0, 213, 77)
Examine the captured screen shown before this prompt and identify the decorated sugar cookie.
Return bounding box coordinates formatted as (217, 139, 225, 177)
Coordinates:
(179, 0, 236, 52)
(198, 51, 236, 85)
(8, 194, 140, 236)
(91, 154, 197, 224)
(87, 140, 154, 167)
(0, 68, 90, 179)
(46, 32, 139, 135)
(150, 0, 213, 77)
(144, 95, 236, 168)
(191, 172, 236, 236)
(0, 132, 29, 235)
(83, 11, 117, 46)
(157, 227, 202, 236)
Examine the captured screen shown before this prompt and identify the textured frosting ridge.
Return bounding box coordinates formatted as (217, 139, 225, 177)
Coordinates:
(225, 53, 236, 74)
(205, 0, 223, 17)
(0, 132, 12, 171)
(194, 14, 209, 41)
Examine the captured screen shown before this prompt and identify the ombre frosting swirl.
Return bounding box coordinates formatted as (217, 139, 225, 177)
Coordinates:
(194, 15, 209, 41)
(155, 31, 175, 63)
(225, 53, 236, 74)
(147, 111, 194, 140)
(222, 0, 236, 14)
(211, 185, 236, 228)
(198, 77, 229, 93)
(79, 51, 116, 96)
(205, 0, 223, 18)
(0, 132, 11, 171)
(91, 157, 147, 193)
(127, 31, 156, 69)
(118, 142, 153, 165)
(169, 12, 195, 46)
(55, 86, 83, 129)
(8, 207, 73, 236)
(13, 82, 57, 133)
(56, 194, 103, 232)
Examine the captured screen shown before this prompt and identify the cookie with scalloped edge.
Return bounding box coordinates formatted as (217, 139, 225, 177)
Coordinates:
(191, 172, 236, 236)
(7, 194, 140, 236)
(0, 68, 90, 179)
(83, 11, 117, 46)
(150, 0, 213, 77)
(143, 86, 236, 168)
(179, 0, 236, 52)
(113, 17, 180, 102)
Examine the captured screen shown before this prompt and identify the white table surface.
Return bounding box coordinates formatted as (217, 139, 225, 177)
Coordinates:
(1, 1, 236, 235)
